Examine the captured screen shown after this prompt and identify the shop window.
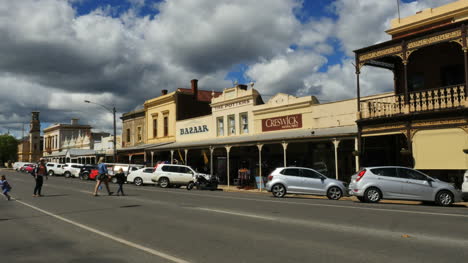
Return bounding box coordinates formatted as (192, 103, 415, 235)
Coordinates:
(153, 118, 158, 138)
(126, 129, 131, 143)
(228, 115, 235, 135)
(239, 112, 248, 134)
(137, 126, 142, 142)
(217, 117, 224, 136)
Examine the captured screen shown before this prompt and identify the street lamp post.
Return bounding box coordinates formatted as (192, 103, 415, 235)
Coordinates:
(84, 100, 117, 163)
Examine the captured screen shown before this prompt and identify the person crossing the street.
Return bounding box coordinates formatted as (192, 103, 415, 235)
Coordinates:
(93, 157, 113, 196)
(33, 158, 48, 197)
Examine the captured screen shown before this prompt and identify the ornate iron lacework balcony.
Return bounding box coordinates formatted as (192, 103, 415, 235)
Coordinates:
(360, 85, 467, 119)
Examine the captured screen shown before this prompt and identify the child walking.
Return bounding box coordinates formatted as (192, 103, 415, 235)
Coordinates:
(115, 168, 126, 196)
(0, 175, 12, 201)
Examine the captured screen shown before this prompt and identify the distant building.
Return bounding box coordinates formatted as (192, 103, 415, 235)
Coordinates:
(17, 112, 43, 162)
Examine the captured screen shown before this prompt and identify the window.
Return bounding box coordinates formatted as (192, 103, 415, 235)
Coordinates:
(398, 168, 427, 181)
(240, 112, 248, 134)
(137, 126, 142, 142)
(126, 129, 131, 143)
(217, 117, 224, 136)
(153, 118, 158, 138)
(301, 169, 323, 179)
(228, 115, 235, 135)
(281, 168, 300, 177)
(164, 116, 169, 137)
(47, 164, 53, 167)
(143, 168, 155, 173)
(371, 168, 398, 178)
(162, 165, 178, 173)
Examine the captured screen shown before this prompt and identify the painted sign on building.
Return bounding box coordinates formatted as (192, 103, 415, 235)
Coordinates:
(262, 114, 302, 132)
(180, 125, 209, 135)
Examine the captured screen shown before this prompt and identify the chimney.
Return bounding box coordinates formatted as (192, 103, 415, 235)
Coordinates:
(71, 118, 79, 125)
(191, 79, 198, 100)
(161, 89, 168, 95)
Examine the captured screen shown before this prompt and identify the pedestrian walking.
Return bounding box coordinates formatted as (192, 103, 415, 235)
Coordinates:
(115, 168, 126, 196)
(93, 157, 113, 196)
(33, 158, 48, 197)
(0, 175, 12, 201)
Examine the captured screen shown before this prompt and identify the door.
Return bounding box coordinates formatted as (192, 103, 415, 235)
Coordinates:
(280, 168, 302, 193)
(370, 168, 404, 199)
(300, 169, 326, 195)
(141, 168, 155, 183)
(177, 166, 194, 184)
(397, 168, 434, 201)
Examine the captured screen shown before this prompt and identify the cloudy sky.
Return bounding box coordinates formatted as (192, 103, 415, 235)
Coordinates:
(0, 0, 453, 137)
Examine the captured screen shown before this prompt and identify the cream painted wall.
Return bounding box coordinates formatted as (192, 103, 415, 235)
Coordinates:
(413, 128, 468, 170)
(145, 94, 177, 144)
(176, 115, 214, 142)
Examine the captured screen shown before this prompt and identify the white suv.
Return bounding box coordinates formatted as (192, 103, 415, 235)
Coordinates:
(63, 163, 84, 178)
(151, 164, 196, 188)
(46, 163, 65, 176)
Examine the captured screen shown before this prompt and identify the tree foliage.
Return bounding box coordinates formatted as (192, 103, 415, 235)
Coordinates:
(0, 134, 18, 165)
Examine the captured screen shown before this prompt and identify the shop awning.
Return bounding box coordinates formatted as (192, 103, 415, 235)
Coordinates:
(147, 126, 357, 151)
(118, 142, 173, 152)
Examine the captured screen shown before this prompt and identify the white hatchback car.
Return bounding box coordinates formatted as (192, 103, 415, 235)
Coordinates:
(46, 163, 65, 176)
(151, 164, 196, 188)
(127, 167, 156, 186)
(63, 163, 84, 178)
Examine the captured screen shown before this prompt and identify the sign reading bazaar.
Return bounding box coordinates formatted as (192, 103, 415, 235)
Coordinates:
(262, 114, 302, 132)
(180, 125, 209, 135)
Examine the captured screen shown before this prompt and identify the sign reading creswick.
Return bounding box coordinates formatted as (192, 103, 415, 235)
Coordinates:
(262, 114, 302, 132)
(180, 125, 209, 135)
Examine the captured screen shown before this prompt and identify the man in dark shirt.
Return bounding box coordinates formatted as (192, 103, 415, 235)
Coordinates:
(33, 158, 48, 197)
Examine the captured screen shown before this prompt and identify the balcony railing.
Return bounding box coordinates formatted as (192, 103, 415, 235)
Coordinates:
(360, 85, 467, 119)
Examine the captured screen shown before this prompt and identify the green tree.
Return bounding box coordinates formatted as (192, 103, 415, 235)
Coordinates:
(0, 134, 18, 166)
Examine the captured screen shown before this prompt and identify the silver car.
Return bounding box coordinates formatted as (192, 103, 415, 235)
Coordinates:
(348, 166, 462, 206)
(265, 167, 347, 200)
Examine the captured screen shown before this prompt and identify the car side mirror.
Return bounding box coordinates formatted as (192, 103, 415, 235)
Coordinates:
(320, 176, 325, 181)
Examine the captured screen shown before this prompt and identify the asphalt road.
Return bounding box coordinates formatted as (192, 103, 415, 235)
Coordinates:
(1, 169, 468, 263)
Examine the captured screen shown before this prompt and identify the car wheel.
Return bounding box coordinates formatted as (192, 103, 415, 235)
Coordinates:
(327, 186, 343, 200)
(48, 170, 55, 176)
(187, 182, 194, 190)
(271, 184, 286, 198)
(357, 196, 366, 202)
(435, 190, 454, 207)
(64, 171, 71, 178)
(82, 173, 89, 180)
(364, 187, 382, 203)
(159, 177, 170, 188)
(134, 177, 143, 186)
(111, 177, 117, 184)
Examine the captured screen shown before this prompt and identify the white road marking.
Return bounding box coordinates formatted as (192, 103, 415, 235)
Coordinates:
(196, 207, 276, 220)
(13, 198, 191, 263)
(7, 173, 468, 218)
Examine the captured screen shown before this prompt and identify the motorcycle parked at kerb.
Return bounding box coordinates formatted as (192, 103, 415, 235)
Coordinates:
(187, 173, 219, 191)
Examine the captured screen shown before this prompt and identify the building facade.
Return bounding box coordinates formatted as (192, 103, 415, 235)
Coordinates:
(354, 0, 468, 185)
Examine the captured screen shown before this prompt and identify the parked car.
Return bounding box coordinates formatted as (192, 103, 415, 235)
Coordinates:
(13, 162, 33, 171)
(151, 164, 199, 188)
(21, 163, 36, 173)
(127, 167, 156, 186)
(348, 166, 462, 206)
(462, 170, 468, 202)
(63, 163, 84, 178)
(109, 164, 144, 183)
(46, 163, 65, 176)
(79, 165, 98, 180)
(265, 167, 347, 200)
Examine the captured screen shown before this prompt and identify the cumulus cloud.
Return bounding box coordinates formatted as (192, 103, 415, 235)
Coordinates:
(0, 0, 454, 137)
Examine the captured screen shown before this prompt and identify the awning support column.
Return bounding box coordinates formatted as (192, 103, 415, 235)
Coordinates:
(225, 146, 231, 189)
(333, 139, 341, 180)
(281, 142, 288, 167)
(209, 146, 214, 176)
(184, 149, 188, 165)
(354, 137, 360, 172)
(257, 144, 263, 191)
(129, 155, 132, 164)
(151, 151, 154, 167)
(170, 150, 174, 164)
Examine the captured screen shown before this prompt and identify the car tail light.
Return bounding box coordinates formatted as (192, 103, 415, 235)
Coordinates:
(356, 170, 366, 182)
(268, 175, 273, 181)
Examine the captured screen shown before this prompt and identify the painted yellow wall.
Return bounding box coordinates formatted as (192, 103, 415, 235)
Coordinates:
(144, 93, 177, 144)
(388, 0, 468, 36)
(413, 128, 468, 170)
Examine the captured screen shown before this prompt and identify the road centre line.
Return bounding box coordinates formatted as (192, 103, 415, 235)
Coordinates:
(8, 174, 468, 219)
(13, 198, 191, 263)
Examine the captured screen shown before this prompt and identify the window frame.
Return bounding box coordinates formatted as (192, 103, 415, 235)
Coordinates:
(227, 114, 236, 135)
(217, 117, 224, 137)
(239, 112, 248, 134)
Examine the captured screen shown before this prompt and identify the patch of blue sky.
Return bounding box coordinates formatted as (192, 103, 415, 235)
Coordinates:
(72, 0, 162, 18)
(224, 64, 252, 85)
